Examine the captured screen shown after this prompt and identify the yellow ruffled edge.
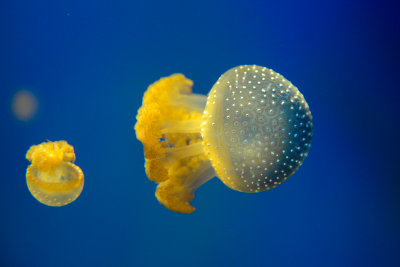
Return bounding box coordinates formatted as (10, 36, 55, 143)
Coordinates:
(26, 140, 76, 173)
(135, 74, 204, 213)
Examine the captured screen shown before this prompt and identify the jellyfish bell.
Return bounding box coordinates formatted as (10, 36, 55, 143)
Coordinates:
(135, 65, 313, 213)
(202, 66, 313, 192)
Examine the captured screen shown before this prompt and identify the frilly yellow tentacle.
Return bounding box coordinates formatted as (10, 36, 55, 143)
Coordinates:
(26, 140, 76, 173)
(135, 74, 213, 213)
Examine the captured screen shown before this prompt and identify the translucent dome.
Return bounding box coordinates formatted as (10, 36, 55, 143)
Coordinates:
(202, 65, 313, 192)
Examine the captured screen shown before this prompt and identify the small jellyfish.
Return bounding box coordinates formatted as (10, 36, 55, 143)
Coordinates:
(26, 140, 84, 207)
(12, 90, 38, 121)
(135, 65, 313, 213)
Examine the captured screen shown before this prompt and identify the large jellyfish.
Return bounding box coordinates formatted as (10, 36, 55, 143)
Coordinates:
(135, 65, 313, 213)
(26, 140, 84, 207)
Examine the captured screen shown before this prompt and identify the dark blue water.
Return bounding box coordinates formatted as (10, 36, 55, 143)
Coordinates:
(1, 0, 399, 266)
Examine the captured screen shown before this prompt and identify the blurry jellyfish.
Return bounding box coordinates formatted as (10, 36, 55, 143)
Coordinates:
(12, 90, 38, 121)
(135, 65, 313, 213)
(26, 140, 84, 206)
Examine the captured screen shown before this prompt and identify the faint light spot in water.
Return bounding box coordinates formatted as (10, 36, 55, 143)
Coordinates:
(12, 90, 38, 121)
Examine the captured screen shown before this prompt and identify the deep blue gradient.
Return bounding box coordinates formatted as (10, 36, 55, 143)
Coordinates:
(1, 1, 399, 266)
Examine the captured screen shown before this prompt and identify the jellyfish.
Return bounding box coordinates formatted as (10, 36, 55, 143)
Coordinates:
(25, 140, 84, 207)
(135, 65, 313, 213)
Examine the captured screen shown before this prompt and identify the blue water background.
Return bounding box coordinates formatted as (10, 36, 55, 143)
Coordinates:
(1, 0, 399, 266)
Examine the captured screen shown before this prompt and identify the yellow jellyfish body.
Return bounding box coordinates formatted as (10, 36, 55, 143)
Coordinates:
(135, 65, 313, 213)
(26, 140, 84, 207)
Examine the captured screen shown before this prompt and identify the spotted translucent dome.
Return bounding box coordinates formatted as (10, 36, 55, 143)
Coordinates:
(202, 65, 313, 192)
(135, 65, 313, 213)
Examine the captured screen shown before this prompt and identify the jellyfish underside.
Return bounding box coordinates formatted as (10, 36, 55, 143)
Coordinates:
(26, 140, 84, 207)
(135, 65, 313, 213)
